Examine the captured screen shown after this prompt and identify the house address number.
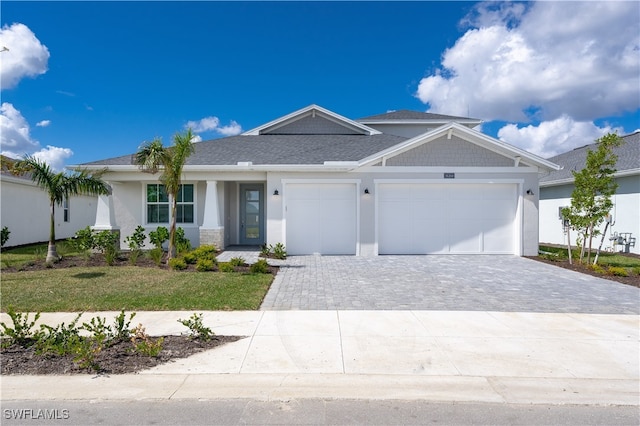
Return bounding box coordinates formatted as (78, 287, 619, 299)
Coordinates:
(444, 173, 455, 179)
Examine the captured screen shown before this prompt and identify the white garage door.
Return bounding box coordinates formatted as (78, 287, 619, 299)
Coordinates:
(378, 183, 517, 254)
(286, 183, 357, 255)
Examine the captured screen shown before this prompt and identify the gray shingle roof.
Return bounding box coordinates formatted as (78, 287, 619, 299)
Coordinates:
(540, 131, 640, 183)
(81, 134, 409, 167)
(357, 110, 479, 122)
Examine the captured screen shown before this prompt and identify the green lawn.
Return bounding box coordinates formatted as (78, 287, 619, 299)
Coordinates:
(0, 241, 81, 270)
(0, 267, 273, 312)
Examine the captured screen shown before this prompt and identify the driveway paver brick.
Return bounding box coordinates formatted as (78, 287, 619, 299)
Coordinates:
(260, 255, 639, 314)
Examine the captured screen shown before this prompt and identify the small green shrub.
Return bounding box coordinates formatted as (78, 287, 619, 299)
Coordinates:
(69, 226, 94, 259)
(260, 244, 271, 257)
(632, 267, 640, 276)
(177, 313, 214, 341)
(196, 258, 216, 272)
(125, 225, 146, 265)
(183, 252, 197, 264)
(229, 257, 246, 267)
(608, 266, 629, 277)
(175, 227, 192, 254)
(219, 262, 235, 272)
(272, 243, 287, 259)
(149, 227, 169, 249)
(192, 245, 217, 261)
(1, 226, 10, 248)
(0, 307, 41, 347)
(130, 324, 163, 357)
(36, 313, 83, 356)
(148, 247, 164, 266)
(112, 310, 136, 340)
(589, 264, 606, 274)
(93, 230, 120, 266)
(250, 258, 270, 274)
(168, 257, 187, 270)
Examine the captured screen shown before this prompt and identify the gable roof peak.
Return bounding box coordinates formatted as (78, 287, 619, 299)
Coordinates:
(357, 109, 482, 123)
(242, 104, 382, 136)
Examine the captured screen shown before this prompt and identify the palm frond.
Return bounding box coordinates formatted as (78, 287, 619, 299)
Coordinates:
(134, 138, 168, 174)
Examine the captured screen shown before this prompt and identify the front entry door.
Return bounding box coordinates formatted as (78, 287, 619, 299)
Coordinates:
(239, 184, 265, 245)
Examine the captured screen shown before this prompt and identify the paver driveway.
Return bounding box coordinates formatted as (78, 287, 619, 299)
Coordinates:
(260, 255, 639, 314)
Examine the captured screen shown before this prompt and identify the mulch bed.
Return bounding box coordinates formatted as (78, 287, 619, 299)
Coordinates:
(526, 254, 640, 288)
(1, 335, 244, 375)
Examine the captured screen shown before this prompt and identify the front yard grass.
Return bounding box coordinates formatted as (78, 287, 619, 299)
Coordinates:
(539, 244, 640, 268)
(0, 267, 273, 312)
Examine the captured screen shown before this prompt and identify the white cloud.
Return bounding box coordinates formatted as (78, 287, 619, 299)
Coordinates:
(36, 120, 51, 127)
(0, 102, 40, 156)
(32, 146, 73, 172)
(190, 134, 202, 143)
(217, 120, 242, 136)
(185, 116, 242, 138)
(1, 103, 73, 170)
(416, 1, 640, 122)
(0, 23, 50, 90)
(497, 115, 620, 158)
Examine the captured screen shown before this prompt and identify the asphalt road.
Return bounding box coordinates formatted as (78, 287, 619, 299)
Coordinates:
(2, 399, 638, 425)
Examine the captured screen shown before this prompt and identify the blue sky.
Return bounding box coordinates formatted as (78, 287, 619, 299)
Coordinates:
(1, 1, 639, 170)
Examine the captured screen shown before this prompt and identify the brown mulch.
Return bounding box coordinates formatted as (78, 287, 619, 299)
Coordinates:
(1, 335, 244, 375)
(526, 254, 640, 288)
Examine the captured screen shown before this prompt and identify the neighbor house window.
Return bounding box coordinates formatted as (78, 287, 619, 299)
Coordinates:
(146, 184, 194, 224)
(63, 197, 70, 222)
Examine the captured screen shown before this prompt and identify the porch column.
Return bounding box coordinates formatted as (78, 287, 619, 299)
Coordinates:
(199, 180, 224, 249)
(92, 183, 120, 249)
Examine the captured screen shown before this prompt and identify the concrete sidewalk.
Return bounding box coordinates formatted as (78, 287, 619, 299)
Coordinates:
(1, 310, 638, 405)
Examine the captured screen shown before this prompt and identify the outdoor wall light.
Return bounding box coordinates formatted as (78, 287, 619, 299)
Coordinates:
(273, 189, 279, 196)
(364, 188, 370, 194)
(526, 189, 534, 195)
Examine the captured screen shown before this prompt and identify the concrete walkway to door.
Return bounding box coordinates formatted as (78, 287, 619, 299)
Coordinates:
(259, 255, 639, 314)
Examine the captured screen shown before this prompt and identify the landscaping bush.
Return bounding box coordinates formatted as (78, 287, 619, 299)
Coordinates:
(218, 262, 235, 273)
(192, 245, 217, 261)
(196, 258, 216, 272)
(608, 266, 629, 277)
(149, 227, 169, 249)
(168, 257, 187, 271)
(148, 247, 164, 266)
(93, 230, 120, 266)
(177, 313, 214, 341)
(229, 256, 246, 267)
(250, 258, 270, 274)
(183, 252, 197, 264)
(588, 264, 606, 274)
(1, 226, 10, 248)
(175, 227, 191, 254)
(124, 225, 146, 265)
(69, 226, 95, 259)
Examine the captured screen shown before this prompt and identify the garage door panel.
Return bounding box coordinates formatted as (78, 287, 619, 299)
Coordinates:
(378, 183, 517, 254)
(286, 183, 357, 255)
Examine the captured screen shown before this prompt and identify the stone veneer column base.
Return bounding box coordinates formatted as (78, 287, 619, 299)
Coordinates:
(199, 228, 225, 250)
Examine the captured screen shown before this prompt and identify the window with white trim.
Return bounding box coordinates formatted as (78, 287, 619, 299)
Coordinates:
(63, 197, 70, 222)
(146, 184, 194, 224)
(175, 184, 194, 223)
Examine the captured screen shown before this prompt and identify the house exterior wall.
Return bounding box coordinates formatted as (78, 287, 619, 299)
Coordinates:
(265, 167, 540, 256)
(539, 175, 640, 254)
(0, 176, 97, 247)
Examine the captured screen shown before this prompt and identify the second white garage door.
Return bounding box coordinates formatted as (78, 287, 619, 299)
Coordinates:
(378, 183, 518, 254)
(286, 183, 357, 255)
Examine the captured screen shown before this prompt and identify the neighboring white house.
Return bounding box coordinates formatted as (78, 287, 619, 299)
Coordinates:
(539, 131, 639, 255)
(0, 171, 99, 247)
(79, 105, 559, 256)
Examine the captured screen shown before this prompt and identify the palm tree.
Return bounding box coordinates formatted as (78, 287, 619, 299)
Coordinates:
(134, 128, 195, 260)
(11, 156, 110, 263)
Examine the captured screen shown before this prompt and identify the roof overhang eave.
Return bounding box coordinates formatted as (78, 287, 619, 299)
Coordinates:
(541, 167, 640, 187)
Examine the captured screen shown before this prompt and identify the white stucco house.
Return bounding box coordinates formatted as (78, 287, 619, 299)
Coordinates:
(80, 105, 559, 256)
(539, 131, 639, 254)
(0, 169, 98, 247)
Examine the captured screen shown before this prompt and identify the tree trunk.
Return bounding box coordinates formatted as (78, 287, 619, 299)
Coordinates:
(566, 226, 572, 265)
(586, 224, 594, 265)
(167, 197, 177, 261)
(594, 221, 610, 265)
(46, 201, 59, 263)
